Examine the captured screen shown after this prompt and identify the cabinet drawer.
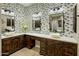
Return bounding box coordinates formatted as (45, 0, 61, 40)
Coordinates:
(47, 39, 62, 45)
(63, 47, 77, 56)
(62, 42, 77, 56)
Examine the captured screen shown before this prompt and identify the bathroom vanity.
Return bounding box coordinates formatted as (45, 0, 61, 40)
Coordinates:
(2, 35, 24, 56)
(1, 32, 78, 56)
(40, 38, 77, 56)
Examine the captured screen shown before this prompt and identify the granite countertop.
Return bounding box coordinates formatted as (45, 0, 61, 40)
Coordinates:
(25, 32, 78, 44)
(1, 32, 78, 44)
(1, 32, 79, 56)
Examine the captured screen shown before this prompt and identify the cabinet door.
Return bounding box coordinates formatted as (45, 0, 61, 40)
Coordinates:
(19, 36, 24, 48)
(62, 42, 77, 56)
(2, 35, 24, 56)
(47, 39, 63, 56)
(13, 37, 20, 51)
(27, 37, 35, 49)
(40, 39, 47, 55)
(47, 39, 56, 56)
(24, 35, 29, 47)
(46, 46, 53, 56)
(24, 35, 35, 49)
(54, 43, 63, 56)
(2, 39, 12, 56)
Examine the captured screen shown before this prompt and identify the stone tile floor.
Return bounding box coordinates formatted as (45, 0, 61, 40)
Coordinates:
(10, 47, 41, 56)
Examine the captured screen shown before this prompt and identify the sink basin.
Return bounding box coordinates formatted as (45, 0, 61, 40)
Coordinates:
(50, 33, 60, 38)
(2, 32, 16, 37)
(1, 32, 17, 39)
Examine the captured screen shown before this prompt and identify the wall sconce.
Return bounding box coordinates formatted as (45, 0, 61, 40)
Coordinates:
(49, 7, 64, 14)
(32, 12, 42, 20)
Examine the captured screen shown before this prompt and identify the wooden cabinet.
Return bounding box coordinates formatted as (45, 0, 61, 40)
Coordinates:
(24, 35, 35, 49)
(19, 36, 24, 49)
(46, 39, 64, 56)
(40, 39, 63, 56)
(62, 42, 77, 56)
(40, 39, 47, 55)
(40, 39, 77, 56)
(13, 37, 20, 51)
(2, 35, 24, 56)
(2, 34, 77, 56)
(2, 38, 12, 56)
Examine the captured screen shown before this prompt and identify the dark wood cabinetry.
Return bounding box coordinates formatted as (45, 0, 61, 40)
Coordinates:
(46, 39, 64, 56)
(2, 35, 24, 56)
(24, 35, 35, 49)
(2, 34, 77, 56)
(19, 36, 24, 49)
(40, 39, 47, 55)
(62, 42, 77, 56)
(40, 39, 77, 56)
(2, 38, 12, 56)
(13, 37, 20, 51)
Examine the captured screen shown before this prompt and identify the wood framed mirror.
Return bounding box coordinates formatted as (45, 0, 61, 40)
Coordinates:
(49, 13, 64, 33)
(32, 12, 42, 31)
(1, 8, 15, 33)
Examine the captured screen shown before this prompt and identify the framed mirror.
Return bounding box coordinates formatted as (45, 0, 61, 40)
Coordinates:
(1, 8, 15, 33)
(6, 17, 15, 32)
(32, 12, 42, 31)
(73, 5, 77, 33)
(49, 13, 64, 33)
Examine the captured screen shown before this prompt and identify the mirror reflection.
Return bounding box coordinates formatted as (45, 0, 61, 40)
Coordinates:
(32, 12, 42, 31)
(1, 8, 15, 33)
(49, 7, 64, 33)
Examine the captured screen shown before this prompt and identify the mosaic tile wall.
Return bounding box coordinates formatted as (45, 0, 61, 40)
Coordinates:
(0, 3, 77, 38)
(0, 3, 27, 33)
(25, 3, 76, 37)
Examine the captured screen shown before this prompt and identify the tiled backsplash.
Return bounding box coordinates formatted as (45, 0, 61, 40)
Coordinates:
(0, 3, 77, 38)
(0, 3, 27, 33)
(25, 3, 76, 37)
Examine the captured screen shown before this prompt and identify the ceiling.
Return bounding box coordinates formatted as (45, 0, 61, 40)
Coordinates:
(20, 3, 34, 7)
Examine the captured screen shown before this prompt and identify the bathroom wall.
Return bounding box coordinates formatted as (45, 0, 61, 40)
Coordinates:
(25, 3, 76, 38)
(0, 3, 28, 55)
(0, 3, 77, 38)
(0, 3, 27, 33)
(0, 3, 77, 55)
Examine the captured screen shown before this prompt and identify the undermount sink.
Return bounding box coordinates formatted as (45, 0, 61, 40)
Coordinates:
(2, 32, 16, 37)
(50, 33, 60, 38)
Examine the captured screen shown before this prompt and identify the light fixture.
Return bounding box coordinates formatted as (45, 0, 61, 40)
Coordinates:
(32, 12, 42, 17)
(32, 12, 42, 20)
(49, 7, 64, 14)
